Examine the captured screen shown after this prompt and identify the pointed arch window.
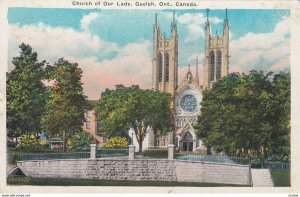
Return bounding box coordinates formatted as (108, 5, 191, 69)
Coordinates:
(165, 53, 169, 82)
(217, 50, 222, 80)
(158, 53, 163, 82)
(210, 51, 215, 81)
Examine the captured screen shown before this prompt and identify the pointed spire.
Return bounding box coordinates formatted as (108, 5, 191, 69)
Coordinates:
(171, 11, 177, 30)
(187, 64, 192, 82)
(173, 11, 175, 24)
(206, 8, 210, 24)
(223, 8, 229, 35)
(224, 8, 229, 25)
(155, 13, 158, 26)
(196, 56, 199, 84)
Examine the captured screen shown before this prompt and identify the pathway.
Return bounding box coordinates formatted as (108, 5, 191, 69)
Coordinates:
(251, 168, 274, 187)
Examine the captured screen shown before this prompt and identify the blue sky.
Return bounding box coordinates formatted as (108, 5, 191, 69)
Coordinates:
(8, 8, 290, 99)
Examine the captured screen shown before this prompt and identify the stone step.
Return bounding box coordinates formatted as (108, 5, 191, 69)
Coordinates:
(251, 169, 274, 187)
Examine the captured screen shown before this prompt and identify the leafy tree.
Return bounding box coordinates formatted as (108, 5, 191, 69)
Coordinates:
(41, 58, 86, 152)
(267, 72, 290, 162)
(96, 85, 172, 151)
(7, 43, 47, 142)
(195, 71, 290, 161)
(67, 131, 92, 151)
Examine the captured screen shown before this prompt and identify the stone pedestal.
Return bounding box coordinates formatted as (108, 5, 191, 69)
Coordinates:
(128, 145, 135, 160)
(168, 144, 175, 160)
(90, 144, 96, 159)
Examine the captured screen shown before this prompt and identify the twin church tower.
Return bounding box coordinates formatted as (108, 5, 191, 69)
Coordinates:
(152, 9, 230, 94)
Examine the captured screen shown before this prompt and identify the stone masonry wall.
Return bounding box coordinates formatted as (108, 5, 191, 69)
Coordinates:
(17, 159, 177, 182)
(17, 159, 251, 185)
(85, 159, 177, 181)
(17, 159, 90, 179)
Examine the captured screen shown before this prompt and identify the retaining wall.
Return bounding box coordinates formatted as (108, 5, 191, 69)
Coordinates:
(17, 159, 251, 185)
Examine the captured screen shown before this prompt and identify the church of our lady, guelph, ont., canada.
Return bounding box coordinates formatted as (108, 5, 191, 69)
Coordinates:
(84, 10, 230, 153)
(128, 9, 230, 153)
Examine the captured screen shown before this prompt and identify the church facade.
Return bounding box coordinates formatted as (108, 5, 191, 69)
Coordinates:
(130, 10, 230, 152)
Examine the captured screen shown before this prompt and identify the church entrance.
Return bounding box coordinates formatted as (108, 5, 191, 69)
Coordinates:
(181, 132, 193, 152)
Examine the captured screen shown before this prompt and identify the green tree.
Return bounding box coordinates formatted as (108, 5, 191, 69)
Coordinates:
(96, 85, 172, 151)
(67, 131, 92, 151)
(41, 58, 86, 152)
(267, 72, 290, 162)
(7, 43, 47, 142)
(195, 71, 290, 161)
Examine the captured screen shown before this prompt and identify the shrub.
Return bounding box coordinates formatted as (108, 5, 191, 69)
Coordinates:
(103, 137, 128, 148)
(67, 131, 92, 151)
(268, 154, 290, 163)
(16, 134, 46, 152)
(142, 149, 168, 158)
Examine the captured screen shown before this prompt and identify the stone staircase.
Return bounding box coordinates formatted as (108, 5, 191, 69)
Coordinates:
(251, 169, 274, 187)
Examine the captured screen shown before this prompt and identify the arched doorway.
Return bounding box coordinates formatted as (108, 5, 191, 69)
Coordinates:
(181, 132, 193, 152)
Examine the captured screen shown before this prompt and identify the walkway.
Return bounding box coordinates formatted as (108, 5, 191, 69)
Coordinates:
(251, 169, 274, 187)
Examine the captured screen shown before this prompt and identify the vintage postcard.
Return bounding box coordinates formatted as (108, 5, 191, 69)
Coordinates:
(0, 0, 300, 195)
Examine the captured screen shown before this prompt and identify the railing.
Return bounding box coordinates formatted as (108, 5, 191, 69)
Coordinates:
(96, 147, 128, 158)
(19, 152, 90, 161)
(262, 161, 290, 170)
(175, 154, 250, 165)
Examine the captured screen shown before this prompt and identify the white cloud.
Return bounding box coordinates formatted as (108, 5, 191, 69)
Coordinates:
(80, 12, 99, 32)
(177, 13, 222, 43)
(9, 23, 119, 66)
(229, 15, 290, 73)
(8, 12, 290, 100)
(8, 23, 152, 100)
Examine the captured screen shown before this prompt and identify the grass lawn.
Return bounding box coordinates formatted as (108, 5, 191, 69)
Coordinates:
(7, 147, 87, 165)
(270, 169, 290, 187)
(7, 148, 23, 165)
(7, 177, 248, 187)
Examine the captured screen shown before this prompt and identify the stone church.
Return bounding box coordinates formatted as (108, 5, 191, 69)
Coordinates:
(131, 10, 229, 152)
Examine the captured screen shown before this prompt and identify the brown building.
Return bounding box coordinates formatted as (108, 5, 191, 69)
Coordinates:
(83, 109, 105, 146)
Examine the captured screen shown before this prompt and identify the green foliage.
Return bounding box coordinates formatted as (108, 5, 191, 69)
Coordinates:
(103, 136, 128, 148)
(195, 70, 290, 161)
(270, 169, 290, 187)
(16, 134, 46, 152)
(250, 155, 264, 168)
(7, 43, 48, 138)
(141, 149, 168, 158)
(96, 85, 173, 150)
(67, 131, 92, 151)
(41, 58, 87, 152)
